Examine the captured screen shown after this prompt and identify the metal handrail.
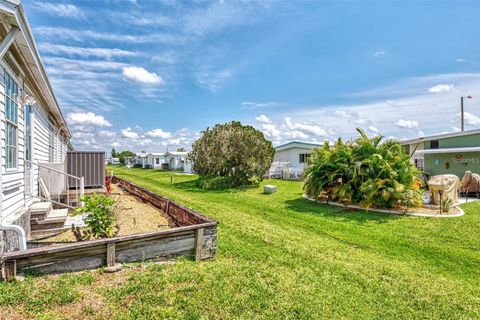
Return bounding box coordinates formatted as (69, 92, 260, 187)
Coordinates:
(25, 159, 84, 208)
(25, 160, 81, 180)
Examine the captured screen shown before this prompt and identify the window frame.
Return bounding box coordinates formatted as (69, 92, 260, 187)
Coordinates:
(48, 124, 54, 162)
(24, 104, 32, 161)
(5, 71, 19, 170)
(299, 153, 311, 164)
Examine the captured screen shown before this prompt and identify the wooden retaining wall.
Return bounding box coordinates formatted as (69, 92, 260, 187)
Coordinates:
(0, 177, 217, 281)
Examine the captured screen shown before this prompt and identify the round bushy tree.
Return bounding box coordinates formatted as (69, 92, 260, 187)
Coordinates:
(303, 128, 422, 209)
(190, 121, 274, 189)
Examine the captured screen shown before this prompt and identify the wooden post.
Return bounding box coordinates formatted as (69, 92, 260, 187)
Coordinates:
(2, 260, 16, 281)
(106, 243, 116, 267)
(195, 228, 204, 262)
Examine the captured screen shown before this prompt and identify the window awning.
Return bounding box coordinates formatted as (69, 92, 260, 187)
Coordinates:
(414, 147, 480, 155)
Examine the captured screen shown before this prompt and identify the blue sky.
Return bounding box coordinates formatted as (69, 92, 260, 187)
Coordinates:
(23, 0, 480, 152)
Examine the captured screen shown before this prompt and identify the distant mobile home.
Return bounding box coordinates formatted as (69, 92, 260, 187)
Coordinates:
(270, 141, 323, 179)
(401, 129, 480, 178)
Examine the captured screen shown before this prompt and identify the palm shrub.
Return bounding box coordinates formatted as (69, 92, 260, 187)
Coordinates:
(304, 128, 422, 209)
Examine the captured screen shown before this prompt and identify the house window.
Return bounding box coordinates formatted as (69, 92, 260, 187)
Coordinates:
(414, 158, 424, 170)
(299, 153, 310, 164)
(5, 72, 18, 169)
(155, 158, 160, 165)
(24, 104, 32, 161)
(430, 140, 439, 149)
(48, 124, 54, 162)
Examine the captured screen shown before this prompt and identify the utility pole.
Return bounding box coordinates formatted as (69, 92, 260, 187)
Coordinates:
(460, 95, 473, 132)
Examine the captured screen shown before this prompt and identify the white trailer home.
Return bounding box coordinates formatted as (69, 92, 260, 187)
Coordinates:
(165, 151, 189, 171)
(270, 141, 323, 179)
(146, 152, 166, 169)
(0, 1, 83, 254)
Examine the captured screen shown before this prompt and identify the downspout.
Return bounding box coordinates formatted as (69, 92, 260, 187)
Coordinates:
(0, 219, 27, 251)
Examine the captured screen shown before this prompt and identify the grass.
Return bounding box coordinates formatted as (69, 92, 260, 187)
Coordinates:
(1, 166, 479, 319)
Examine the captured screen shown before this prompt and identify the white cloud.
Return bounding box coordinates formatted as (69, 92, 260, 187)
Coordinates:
(428, 84, 454, 93)
(255, 115, 271, 123)
(368, 126, 379, 133)
(458, 112, 480, 126)
(355, 118, 367, 125)
(122, 66, 164, 84)
(261, 124, 281, 138)
(34, 3, 84, 19)
(395, 119, 419, 129)
(373, 50, 386, 57)
(121, 127, 139, 139)
(145, 128, 172, 138)
(66, 112, 112, 127)
(334, 110, 350, 118)
(293, 122, 328, 137)
(195, 68, 233, 92)
(36, 27, 181, 45)
(38, 43, 135, 59)
(241, 101, 279, 110)
(418, 131, 425, 137)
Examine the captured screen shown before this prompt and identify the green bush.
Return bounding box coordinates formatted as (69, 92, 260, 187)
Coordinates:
(196, 175, 243, 190)
(303, 128, 422, 209)
(74, 193, 118, 239)
(190, 121, 274, 189)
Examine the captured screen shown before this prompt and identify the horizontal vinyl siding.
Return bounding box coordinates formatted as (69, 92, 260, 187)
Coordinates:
(1, 62, 69, 219)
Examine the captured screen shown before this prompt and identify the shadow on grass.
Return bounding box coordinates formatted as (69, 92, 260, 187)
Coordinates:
(171, 179, 259, 194)
(284, 197, 403, 224)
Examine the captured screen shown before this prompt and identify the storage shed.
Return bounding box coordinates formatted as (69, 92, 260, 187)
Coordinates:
(67, 151, 106, 188)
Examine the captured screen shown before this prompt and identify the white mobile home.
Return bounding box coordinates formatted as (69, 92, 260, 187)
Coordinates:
(270, 141, 323, 179)
(0, 1, 81, 254)
(133, 152, 148, 167)
(165, 151, 189, 171)
(146, 152, 166, 169)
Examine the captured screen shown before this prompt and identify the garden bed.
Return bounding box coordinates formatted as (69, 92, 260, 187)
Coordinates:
(0, 177, 218, 281)
(36, 184, 173, 244)
(304, 195, 465, 218)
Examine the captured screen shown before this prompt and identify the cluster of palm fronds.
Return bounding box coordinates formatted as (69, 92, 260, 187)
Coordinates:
(303, 128, 422, 209)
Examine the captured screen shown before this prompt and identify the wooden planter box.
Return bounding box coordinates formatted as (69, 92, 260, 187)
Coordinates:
(0, 177, 218, 281)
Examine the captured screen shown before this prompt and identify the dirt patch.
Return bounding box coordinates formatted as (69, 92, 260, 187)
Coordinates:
(41, 184, 171, 243)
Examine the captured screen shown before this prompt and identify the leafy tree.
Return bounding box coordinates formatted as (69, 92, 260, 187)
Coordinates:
(111, 148, 117, 158)
(303, 128, 422, 209)
(190, 121, 274, 189)
(117, 150, 135, 164)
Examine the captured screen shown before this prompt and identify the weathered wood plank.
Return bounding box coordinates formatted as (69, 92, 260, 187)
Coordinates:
(106, 243, 116, 267)
(195, 228, 204, 261)
(2, 260, 16, 281)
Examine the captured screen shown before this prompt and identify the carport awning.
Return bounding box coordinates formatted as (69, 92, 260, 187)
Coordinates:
(414, 147, 480, 155)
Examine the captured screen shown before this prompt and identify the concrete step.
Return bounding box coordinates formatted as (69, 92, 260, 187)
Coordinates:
(30, 226, 71, 239)
(29, 201, 52, 215)
(31, 208, 68, 231)
(30, 201, 53, 221)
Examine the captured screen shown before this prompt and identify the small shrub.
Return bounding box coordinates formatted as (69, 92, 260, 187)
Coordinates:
(196, 175, 244, 190)
(133, 164, 143, 168)
(441, 198, 453, 213)
(74, 193, 118, 239)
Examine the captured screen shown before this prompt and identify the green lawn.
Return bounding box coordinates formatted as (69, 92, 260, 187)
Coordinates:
(1, 167, 479, 319)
